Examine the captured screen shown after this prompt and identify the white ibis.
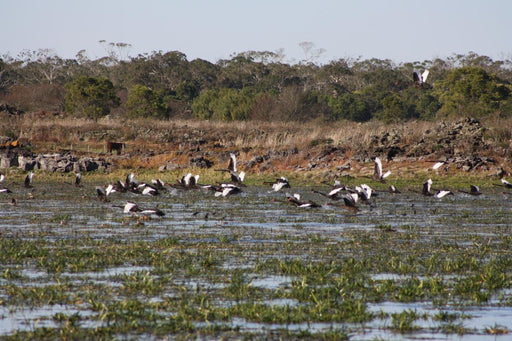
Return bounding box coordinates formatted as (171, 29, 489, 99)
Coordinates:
(0, 173, 5, 183)
(374, 157, 391, 181)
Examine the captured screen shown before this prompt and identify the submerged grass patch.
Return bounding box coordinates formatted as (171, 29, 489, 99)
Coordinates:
(1, 178, 512, 339)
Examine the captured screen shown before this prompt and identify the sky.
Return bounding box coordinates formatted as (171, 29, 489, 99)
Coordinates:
(2, 0, 512, 65)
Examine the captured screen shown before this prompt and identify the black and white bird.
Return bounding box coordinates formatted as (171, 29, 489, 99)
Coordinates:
(460, 185, 482, 196)
(374, 157, 391, 181)
(422, 178, 453, 198)
(151, 178, 166, 190)
(355, 184, 373, 201)
(24, 172, 34, 188)
(312, 186, 345, 201)
(341, 192, 360, 208)
(96, 184, 117, 202)
(217, 153, 245, 184)
(285, 193, 320, 208)
(267, 177, 291, 192)
(171, 173, 201, 190)
(139, 184, 159, 196)
(422, 178, 433, 196)
(74, 173, 82, 187)
(0, 187, 12, 194)
(113, 201, 165, 217)
(413, 69, 430, 86)
(388, 185, 401, 193)
(0, 173, 11, 193)
(501, 178, 512, 188)
(213, 183, 242, 197)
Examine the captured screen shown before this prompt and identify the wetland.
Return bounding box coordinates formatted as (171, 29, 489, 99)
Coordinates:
(0, 172, 512, 340)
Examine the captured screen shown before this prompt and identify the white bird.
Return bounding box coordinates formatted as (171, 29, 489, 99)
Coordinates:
(436, 190, 454, 198)
(374, 157, 391, 181)
(432, 161, 446, 170)
(0, 173, 5, 182)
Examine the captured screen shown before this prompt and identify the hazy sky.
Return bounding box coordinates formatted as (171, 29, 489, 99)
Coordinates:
(2, 0, 511, 64)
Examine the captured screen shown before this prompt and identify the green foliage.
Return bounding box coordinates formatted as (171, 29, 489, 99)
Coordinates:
(327, 93, 372, 122)
(434, 66, 511, 118)
(126, 84, 169, 119)
(4, 49, 512, 122)
(64, 76, 120, 119)
(192, 87, 256, 121)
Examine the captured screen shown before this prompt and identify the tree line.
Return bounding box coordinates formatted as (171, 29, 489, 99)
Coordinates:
(1, 47, 511, 122)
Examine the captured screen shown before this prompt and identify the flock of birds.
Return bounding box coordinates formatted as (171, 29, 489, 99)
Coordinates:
(2, 152, 510, 219)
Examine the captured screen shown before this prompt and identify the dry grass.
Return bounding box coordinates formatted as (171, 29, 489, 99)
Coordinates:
(2, 113, 512, 175)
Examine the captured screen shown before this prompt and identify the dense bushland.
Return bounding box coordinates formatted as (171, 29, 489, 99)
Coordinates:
(1, 48, 511, 122)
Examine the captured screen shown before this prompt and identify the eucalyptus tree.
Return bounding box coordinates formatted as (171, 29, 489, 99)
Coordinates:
(433, 66, 511, 118)
(64, 76, 120, 119)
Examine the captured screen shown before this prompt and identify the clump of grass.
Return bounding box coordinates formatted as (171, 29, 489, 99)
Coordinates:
(390, 309, 420, 333)
(485, 324, 509, 335)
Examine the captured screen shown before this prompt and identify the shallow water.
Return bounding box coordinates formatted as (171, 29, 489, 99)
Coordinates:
(1, 179, 512, 339)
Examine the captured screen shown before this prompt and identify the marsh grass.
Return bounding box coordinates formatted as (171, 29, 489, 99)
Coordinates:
(1, 178, 512, 339)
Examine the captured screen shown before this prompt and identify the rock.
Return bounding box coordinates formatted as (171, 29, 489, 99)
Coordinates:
(18, 155, 36, 171)
(189, 156, 213, 168)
